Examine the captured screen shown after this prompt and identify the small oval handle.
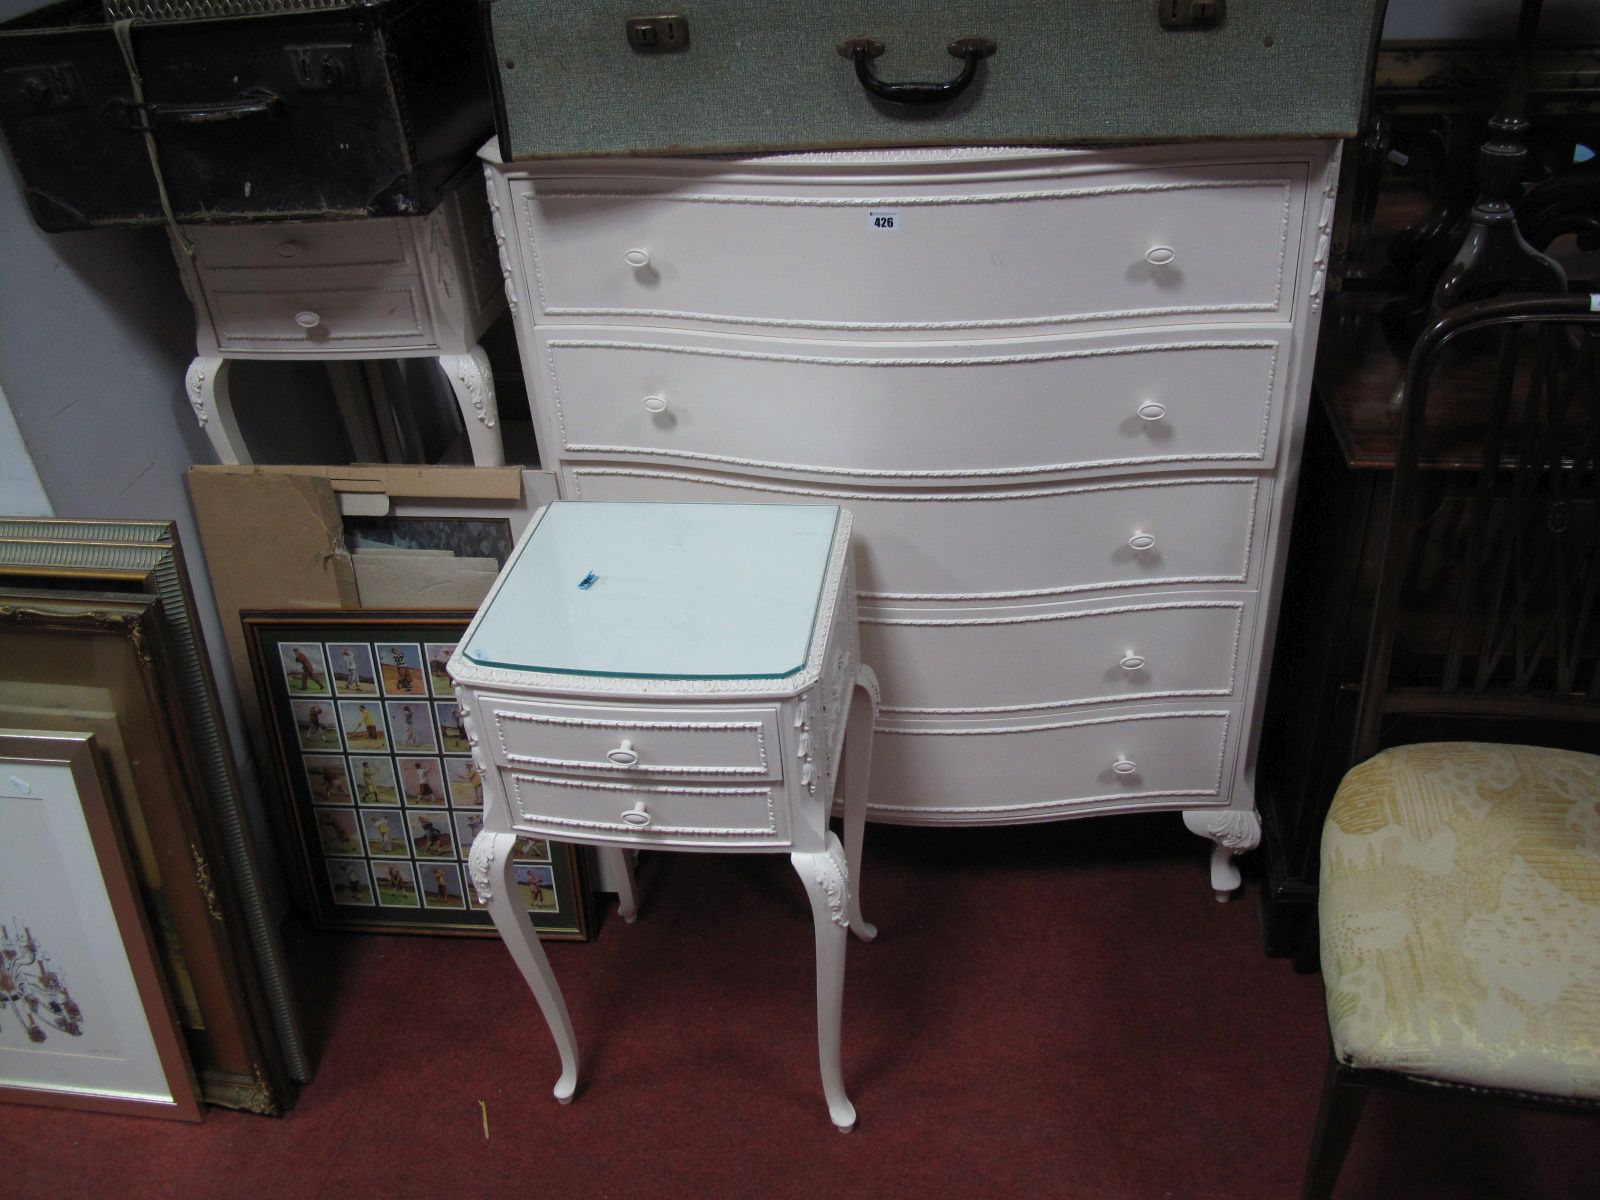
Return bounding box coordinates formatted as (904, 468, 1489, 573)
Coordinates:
(1145, 245, 1176, 266)
(620, 801, 652, 827)
(1119, 654, 1146, 671)
(642, 394, 669, 414)
(1136, 401, 1167, 422)
(1127, 532, 1157, 552)
(837, 36, 996, 106)
(623, 247, 651, 269)
(294, 310, 321, 329)
(1112, 757, 1138, 776)
(276, 240, 302, 260)
(606, 739, 640, 766)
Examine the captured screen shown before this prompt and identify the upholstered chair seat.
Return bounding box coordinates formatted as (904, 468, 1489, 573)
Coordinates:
(1319, 742, 1600, 1101)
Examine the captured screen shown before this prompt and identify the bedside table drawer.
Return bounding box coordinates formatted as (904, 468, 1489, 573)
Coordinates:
(206, 282, 434, 351)
(189, 220, 412, 272)
(506, 773, 789, 847)
(480, 699, 784, 781)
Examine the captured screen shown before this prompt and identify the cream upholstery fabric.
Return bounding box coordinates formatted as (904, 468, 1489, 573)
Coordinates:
(1319, 742, 1600, 1099)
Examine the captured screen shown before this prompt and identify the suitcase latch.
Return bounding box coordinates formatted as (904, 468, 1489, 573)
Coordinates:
(626, 14, 690, 52)
(288, 45, 360, 92)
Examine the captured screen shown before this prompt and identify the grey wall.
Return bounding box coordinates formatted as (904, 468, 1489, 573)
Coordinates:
(0, 381, 50, 516)
(0, 77, 289, 912)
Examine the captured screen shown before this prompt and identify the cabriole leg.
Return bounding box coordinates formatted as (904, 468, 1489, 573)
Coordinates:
(791, 832, 856, 1132)
(597, 846, 639, 923)
(438, 345, 503, 466)
(1181, 809, 1262, 901)
(470, 830, 578, 1102)
(185, 356, 248, 464)
(842, 666, 880, 941)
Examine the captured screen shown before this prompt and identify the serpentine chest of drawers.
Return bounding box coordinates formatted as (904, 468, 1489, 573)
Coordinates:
(482, 140, 1342, 895)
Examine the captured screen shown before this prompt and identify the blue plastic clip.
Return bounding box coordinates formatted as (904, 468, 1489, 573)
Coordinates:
(577, 571, 598, 590)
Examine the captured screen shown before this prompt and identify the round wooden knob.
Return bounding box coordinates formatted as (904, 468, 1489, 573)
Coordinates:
(1137, 401, 1167, 422)
(620, 801, 652, 827)
(1145, 245, 1176, 266)
(642, 394, 669, 414)
(1119, 654, 1146, 671)
(623, 248, 651, 269)
(294, 310, 321, 329)
(1112, 757, 1138, 776)
(1128, 532, 1157, 552)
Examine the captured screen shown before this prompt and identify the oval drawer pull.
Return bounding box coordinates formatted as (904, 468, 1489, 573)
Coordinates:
(642, 394, 669, 414)
(1145, 245, 1176, 266)
(1127, 532, 1157, 553)
(1136, 401, 1167, 422)
(276, 240, 302, 260)
(623, 247, 651, 269)
(1119, 654, 1146, 671)
(294, 310, 321, 329)
(620, 801, 652, 827)
(606, 739, 640, 766)
(1112, 757, 1138, 776)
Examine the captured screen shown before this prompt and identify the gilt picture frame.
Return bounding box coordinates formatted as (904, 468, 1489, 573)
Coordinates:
(0, 519, 308, 1096)
(0, 729, 203, 1122)
(244, 610, 591, 941)
(0, 585, 289, 1114)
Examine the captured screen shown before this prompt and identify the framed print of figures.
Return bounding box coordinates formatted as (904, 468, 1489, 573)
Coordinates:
(0, 730, 202, 1121)
(0, 574, 295, 1115)
(245, 611, 591, 941)
(0, 519, 307, 1098)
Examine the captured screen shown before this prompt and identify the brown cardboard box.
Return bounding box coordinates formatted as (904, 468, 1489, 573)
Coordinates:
(187, 465, 555, 737)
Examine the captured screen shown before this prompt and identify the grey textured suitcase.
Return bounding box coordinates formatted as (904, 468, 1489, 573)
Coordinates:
(485, 0, 1386, 160)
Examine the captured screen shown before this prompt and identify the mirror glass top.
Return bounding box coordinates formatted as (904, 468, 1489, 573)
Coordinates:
(465, 502, 841, 679)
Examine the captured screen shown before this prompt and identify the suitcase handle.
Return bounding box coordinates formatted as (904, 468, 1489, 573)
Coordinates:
(837, 37, 995, 106)
(104, 88, 283, 130)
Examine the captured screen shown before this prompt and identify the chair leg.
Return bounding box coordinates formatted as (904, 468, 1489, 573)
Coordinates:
(1302, 1053, 1370, 1200)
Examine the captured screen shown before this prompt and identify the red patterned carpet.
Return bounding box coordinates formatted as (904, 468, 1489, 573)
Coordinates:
(4, 815, 1595, 1199)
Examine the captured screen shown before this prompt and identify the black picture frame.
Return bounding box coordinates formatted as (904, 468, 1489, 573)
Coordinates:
(243, 610, 591, 941)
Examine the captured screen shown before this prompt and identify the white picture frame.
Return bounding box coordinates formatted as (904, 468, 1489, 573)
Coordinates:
(0, 730, 201, 1121)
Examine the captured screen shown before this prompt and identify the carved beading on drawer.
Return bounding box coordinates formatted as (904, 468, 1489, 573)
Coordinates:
(507, 773, 787, 845)
(480, 699, 784, 781)
(865, 707, 1237, 823)
(516, 168, 1299, 333)
(859, 595, 1249, 716)
(567, 467, 1263, 603)
(542, 330, 1287, 482)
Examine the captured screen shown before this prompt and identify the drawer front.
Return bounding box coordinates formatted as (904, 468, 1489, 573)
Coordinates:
(480, 698, 783, 781)
(566, 467, 1264, 603)
(540, 327, 1287, 481)
(189, 220, 412, 272)
(207, 282, 434, 351)
(514, 161, 1303, 334)
(867, 708, 1237, 824)
(506, 772, 790, 848)
(861, 594, 1252, 717)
